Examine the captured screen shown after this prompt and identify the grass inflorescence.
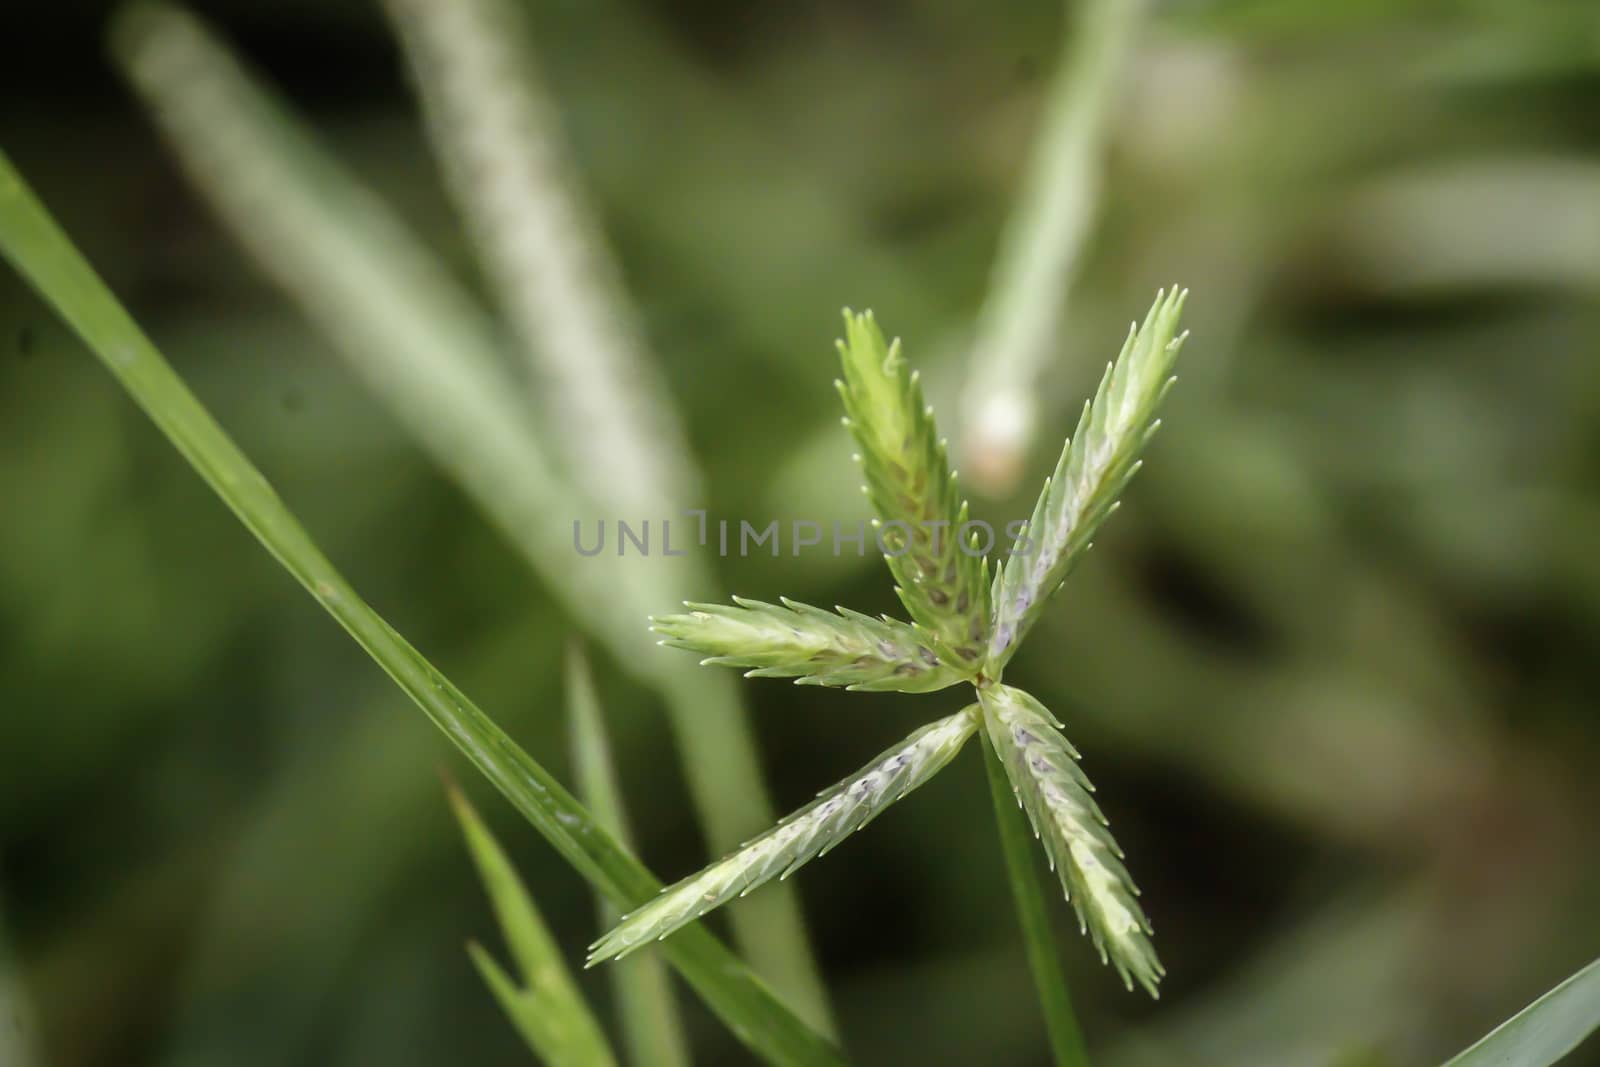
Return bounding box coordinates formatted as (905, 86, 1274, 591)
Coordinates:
(591, 291, 1190, 1007)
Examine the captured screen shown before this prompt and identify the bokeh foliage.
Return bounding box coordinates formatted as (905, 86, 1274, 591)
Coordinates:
(2, 0, 1599, 1064)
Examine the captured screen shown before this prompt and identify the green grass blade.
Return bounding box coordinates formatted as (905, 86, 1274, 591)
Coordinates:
(0, 899, 40, 1067)
(568, 647, 694, 1067)
(449, 785, 618, 1067)
(982, 730, 1091, 1067)
(466, 946, 556, 1065)
(113, 7, 833, 1026)
(1442, 957, 1600, 1067)
(0, 150, 845, 1067)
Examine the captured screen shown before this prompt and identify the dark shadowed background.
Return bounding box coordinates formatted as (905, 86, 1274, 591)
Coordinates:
(3, 0, 1599, 1064)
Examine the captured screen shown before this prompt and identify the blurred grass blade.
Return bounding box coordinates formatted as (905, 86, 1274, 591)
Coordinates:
(109, 1, 657, 665)
(380, 0, 699, 519)
(0, 151, 845, 1067)
(468, 951, 559, 1065)
(982, 732, 1091, 1067)
(0, 900, 40, 1067)
(449, 784, 618, 1067)
(1442, 957, 1600, 1067)
(114, 7, 833, 1026)
(568, 647, 693, 1067)
(960, 0, 1146, 494)
(383, 0, 838, 1018)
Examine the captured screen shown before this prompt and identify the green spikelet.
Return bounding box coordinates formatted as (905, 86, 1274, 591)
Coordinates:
(589, 709, 979, 964)
(989, 287, 1188, 671)
(651, 596, 965, 694)
(836, 310, 990, 670)
(979, 684, 1163, 997)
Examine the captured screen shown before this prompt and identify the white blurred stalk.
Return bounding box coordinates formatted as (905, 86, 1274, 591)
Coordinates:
(378, 0, 835, 1031)
(960, 0, 1144, 495)
(113, 3, 656, 661)
(380, 0, 698, 521)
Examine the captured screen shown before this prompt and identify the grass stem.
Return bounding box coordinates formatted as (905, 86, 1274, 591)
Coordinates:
(983, 727, 1092, 1067)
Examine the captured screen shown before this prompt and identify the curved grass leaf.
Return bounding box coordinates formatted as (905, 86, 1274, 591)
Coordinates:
(590, 709, 979, 965)
(653, 596, 964, 694)
(0, 150, 843, 1067)
(1443, 957, 1600, 1067)
(979, 684, 1162, 997)
(114, 7, 833, 1027)
(450, 785, 618, 1067)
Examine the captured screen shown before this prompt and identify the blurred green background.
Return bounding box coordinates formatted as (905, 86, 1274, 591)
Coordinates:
(3, 0, 1599, 1064)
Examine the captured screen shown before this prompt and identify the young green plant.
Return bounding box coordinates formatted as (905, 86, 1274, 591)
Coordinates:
(449, 784, 618, 1067)
(590, 292, 1190, 1023)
